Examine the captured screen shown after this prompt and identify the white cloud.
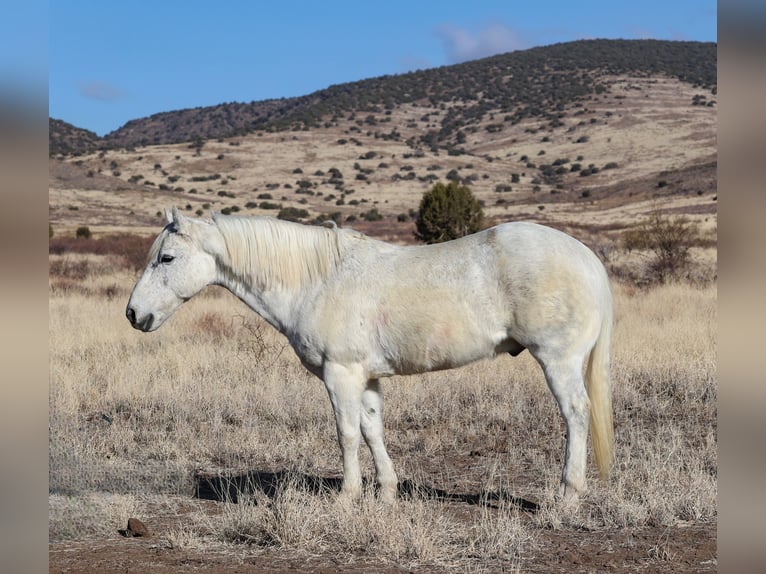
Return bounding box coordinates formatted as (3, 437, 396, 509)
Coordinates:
(78, 81, 124, 102)
(437, 22, 527, 63)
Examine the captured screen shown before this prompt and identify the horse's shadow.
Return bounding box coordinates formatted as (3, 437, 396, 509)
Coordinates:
(194, 470, 539, 513)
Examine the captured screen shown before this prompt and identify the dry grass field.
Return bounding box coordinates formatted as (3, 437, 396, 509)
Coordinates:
(48, 66, 717, 571)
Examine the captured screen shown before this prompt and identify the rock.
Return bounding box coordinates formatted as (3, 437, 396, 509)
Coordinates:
(118, 517, 150, 538)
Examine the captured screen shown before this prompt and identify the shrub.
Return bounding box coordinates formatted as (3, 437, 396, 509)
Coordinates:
(363, 208, 383, 222)
(278, 207, 309, 222)
(259, 202, 281, 210)
(76, 226, 91, 239)
(622, 211, 700, 283)
(415, 181, 484, 244)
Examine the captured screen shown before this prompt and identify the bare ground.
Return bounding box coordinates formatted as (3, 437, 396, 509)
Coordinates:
(49, 506, 715, 573)
(49, 464, 716, 573)
(49, 527, 716, 574)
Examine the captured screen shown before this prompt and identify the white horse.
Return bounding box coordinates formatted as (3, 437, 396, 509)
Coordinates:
(127, 208, 614, 503)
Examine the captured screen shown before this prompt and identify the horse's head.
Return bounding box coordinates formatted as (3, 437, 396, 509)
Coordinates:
(126, 207, 225, 332)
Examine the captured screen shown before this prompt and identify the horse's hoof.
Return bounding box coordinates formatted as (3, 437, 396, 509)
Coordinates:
(379, 487, 397, 504)
(558, 483, 583, 508)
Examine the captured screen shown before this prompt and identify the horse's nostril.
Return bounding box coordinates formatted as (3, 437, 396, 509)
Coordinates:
(126, 307, 136, 325)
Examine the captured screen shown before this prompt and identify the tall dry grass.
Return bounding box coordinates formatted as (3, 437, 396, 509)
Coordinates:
(49, 249, 716, 569)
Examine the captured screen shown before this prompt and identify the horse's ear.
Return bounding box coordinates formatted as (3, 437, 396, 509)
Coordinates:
(166, 206, 186, 233)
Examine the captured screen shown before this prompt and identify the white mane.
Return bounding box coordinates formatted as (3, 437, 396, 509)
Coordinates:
(212, 215, 346, 291)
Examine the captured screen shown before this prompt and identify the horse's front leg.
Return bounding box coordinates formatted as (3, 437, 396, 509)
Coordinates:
(361, 379, 398, 502)
(323, 362, 366, 499)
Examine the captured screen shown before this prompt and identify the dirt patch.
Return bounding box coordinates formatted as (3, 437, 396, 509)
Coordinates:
(49, 490, 716, 573)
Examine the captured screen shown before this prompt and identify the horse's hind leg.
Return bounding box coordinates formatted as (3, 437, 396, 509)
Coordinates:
(323, 362, 365, 499)
(538, 354, 591, 503)
(360, 379, 398, 502)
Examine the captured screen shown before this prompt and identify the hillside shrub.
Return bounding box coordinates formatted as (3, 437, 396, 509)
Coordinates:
(622, 211, 700, 283)
(278, 207, 309, 222)
(259, 201, 281, 210)
(363, 208, 383, 222)
(415, 181, 484, 244)
(76, 226, 91, 239)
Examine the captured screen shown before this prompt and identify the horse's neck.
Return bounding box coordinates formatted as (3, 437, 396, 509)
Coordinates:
(224, 277, 304, 334)
(212, 218, 338, 334)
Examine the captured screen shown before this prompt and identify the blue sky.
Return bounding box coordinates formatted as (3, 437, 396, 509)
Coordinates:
(48, 1, 717, 136)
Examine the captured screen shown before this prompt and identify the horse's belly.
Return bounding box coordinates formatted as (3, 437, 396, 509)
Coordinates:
(379, 317, 500, 375)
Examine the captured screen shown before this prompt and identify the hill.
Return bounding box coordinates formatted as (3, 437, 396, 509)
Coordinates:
(52, 39, 716, 154)
(49, 39, 717, 245)
(49, 118, 101, 156)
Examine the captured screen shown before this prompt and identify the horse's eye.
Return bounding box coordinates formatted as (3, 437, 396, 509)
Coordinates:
(160, 254, 175, 264)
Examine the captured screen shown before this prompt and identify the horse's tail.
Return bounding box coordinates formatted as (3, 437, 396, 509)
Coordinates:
(585, 281, 615, 480)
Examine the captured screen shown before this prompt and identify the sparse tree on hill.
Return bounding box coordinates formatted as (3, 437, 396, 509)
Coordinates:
(415, 181, 484, 244)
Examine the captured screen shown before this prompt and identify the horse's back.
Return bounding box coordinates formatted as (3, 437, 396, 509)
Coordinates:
(489, 221, 608, 290)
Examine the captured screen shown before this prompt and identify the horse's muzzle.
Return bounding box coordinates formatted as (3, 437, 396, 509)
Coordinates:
(126, 306, 153, 332)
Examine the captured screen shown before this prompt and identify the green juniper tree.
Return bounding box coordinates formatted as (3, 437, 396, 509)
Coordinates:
(415, 181, 484, 244)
